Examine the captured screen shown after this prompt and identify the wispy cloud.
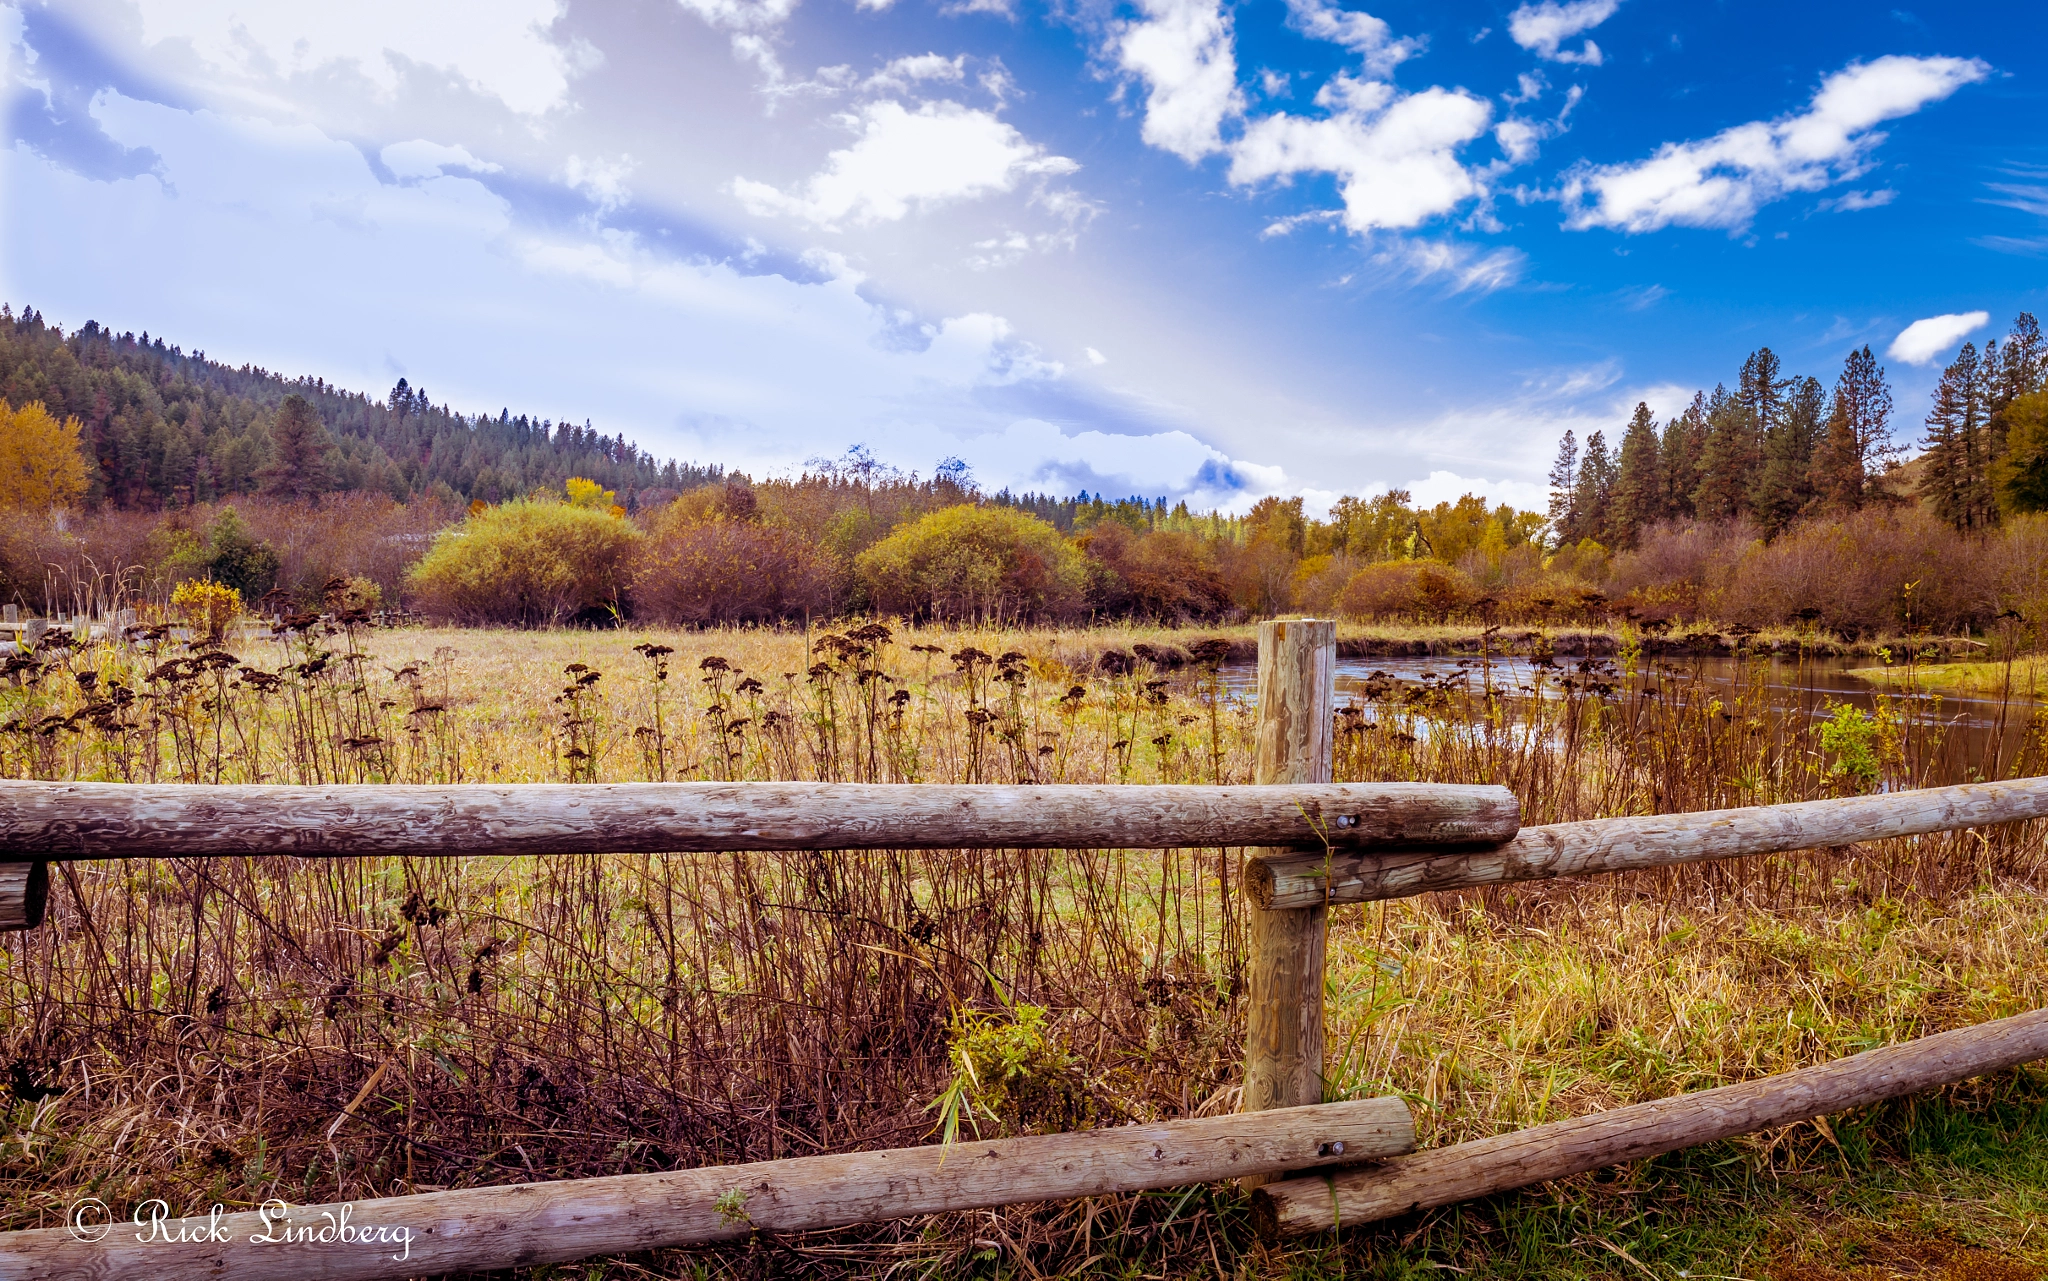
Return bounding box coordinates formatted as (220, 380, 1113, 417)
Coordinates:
(1563, 54, 1988, 233)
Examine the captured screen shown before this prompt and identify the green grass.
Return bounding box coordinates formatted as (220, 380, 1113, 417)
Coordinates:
(1848, 656, 2048, 700)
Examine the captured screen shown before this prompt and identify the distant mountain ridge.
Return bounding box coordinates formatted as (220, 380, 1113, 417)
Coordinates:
(0, 305, 723, 510)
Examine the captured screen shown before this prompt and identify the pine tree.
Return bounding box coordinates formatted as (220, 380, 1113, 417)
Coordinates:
(1546, 429, 1579, 544)
(1809, 345, 1894, 512)
(1609, 402, 1663, 548)
(1751, 375, 1824, 537)
(1571, 430, 1616, 545)
(1693, 383, 1753, 521)
(259, 394, 331, 501)
(1660, 393, 1707, 520)
(1919, 343, 1986, 530)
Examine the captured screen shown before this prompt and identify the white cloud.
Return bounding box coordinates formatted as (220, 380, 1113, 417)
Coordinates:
(1564, 55, 1989, 233)
(564, 153, 635, 211)
(1377, 238, 1525, 293)
(1820, 187, 1896, 212)
(733, 100, 1077, 227)
(131, 0, 581, 115)
(1085, 347, 1108, 365)
(379, 139, 501, 180)
(1406, 469, 1550, 512)
(1507, 0, 1618, 66)
(1115, 0, 1244, 162)
(1887, 311, 1989, 366)
(862, 53, 966, 93)
(941, 0, 1016, 15)
(671, 0, 802, 86)
(1281, 0, 1420, 78)
(1228, 79, 1492, 232)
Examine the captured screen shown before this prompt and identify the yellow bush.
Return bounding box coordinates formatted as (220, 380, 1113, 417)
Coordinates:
(406, 498, 644, 626)
(170, 579, 242, 640)
(856, 505, 1088, 622)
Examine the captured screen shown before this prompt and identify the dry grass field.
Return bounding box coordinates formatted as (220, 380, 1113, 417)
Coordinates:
(2, 615, 2046, 1279)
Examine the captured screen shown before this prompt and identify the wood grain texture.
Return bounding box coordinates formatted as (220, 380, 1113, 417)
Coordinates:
(0, 1097, 1413, 1281)
(0, 780, 1518, 860)
(1243, 620, 1337, 1148)
(0, 860, 47, 931)
(1254, 1007, 2048, 1236)
(1249, 776, 2048, 909)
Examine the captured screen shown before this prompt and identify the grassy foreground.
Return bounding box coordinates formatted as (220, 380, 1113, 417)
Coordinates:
(1, 619, 2045, 1279)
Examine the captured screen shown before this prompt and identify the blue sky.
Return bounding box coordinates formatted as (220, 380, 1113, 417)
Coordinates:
(4, 0, 2044, 513)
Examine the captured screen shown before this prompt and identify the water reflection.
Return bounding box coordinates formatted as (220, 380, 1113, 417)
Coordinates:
(1219, 652, 2041, 772)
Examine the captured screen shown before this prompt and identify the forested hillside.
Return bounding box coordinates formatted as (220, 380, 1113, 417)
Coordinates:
(0, 305, 721, 510)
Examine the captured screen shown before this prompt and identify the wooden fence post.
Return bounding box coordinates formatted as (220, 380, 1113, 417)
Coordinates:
(1242, 618, 1336, 1168)
(0, 860, 48, 932)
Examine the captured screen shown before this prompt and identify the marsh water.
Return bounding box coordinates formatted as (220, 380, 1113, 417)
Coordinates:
(1219, 651, 2039, 772)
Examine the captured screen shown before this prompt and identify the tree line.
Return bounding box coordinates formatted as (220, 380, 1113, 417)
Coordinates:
(0, 305, 722, 511)
(1548, 314, 2048, 549)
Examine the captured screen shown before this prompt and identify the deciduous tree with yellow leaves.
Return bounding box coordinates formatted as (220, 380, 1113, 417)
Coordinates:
(0, 399, 88, 513)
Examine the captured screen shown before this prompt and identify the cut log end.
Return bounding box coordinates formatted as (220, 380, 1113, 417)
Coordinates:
(0, 861, 47, 932)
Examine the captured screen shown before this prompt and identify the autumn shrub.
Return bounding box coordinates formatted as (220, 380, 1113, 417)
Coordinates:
(407, 497, 644, 626)
(1290, 553, 1356, 614)
(856, 504, 1088, 622)
(1608, 519, 1758, 619)
(243, 491, 461, 606)
(1336, 560, 1478, 621)
(1980, 513, 2048, 643)
(634, 486, 837, 625)
(1720, 506, 1984, 635)
(1078, 522, 1233, 622)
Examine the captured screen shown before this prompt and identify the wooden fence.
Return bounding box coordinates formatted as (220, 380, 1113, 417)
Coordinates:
(3, 618, 2046, 1279)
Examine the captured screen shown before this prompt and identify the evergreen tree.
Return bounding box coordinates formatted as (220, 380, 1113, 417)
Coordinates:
(1809, 345, 1894, 512)
(1995, 391, 2048, 515)
(1752, 375, 1824, 537)
(1660, 393, 1708, 520)
(1546, 429, 1579, 544)
(1693, 384, 1752, 521)
(258, 394, 331, 500)
(1609, 402, 1663, 548)
(1919, 343, 1988, 530)
(1571, 430, 1616, 545)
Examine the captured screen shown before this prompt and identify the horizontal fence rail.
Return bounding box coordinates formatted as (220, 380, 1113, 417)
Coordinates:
(1249, 776, 2048, 909)
(0, 1098, 1413, 1281)
(1254, 1006, 2048, 1236)
(0, 780, 1520, 862)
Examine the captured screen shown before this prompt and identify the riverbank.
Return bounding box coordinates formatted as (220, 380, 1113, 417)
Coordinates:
(1027, 621, 1989, 673)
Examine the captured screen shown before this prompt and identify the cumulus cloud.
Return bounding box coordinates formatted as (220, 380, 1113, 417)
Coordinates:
(1115, 0, 1244, 162)
(733, 100, 1077, 227)
(131, 0, 585, 115)
(1281, 0, 1420, 78)
(1887, 312, 1989, 366)
(1563, 54, 1989, 233)
(1228, 78, 1492, 232)
(1506, 0, 1618, 65)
